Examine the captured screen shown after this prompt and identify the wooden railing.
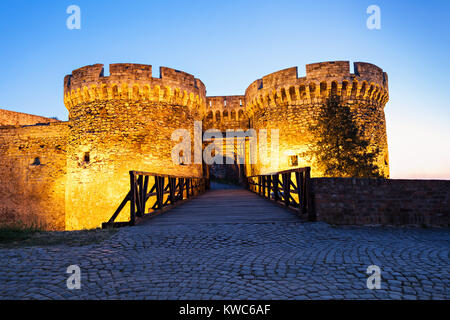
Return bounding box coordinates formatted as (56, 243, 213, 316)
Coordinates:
(102, 171, 208, 228)
(247, 167, 315, 221)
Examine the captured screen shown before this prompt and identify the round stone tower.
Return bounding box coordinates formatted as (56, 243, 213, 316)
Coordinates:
(64, 63, 206, 230)
(245, 61, 389, 177)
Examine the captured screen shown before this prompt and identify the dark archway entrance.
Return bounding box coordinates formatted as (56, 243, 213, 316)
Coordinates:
(205, 135, 247, 187)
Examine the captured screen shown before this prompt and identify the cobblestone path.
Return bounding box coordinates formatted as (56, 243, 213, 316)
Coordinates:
(0, 189, 448, 299)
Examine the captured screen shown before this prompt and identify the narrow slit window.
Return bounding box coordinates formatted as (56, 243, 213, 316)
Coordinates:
(84, 152, 90, 163)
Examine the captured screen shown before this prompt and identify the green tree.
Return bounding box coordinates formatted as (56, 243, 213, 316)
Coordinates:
(303, 95, 382, 178)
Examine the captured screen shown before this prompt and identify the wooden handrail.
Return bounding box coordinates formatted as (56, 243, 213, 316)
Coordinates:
(246, 167, 315, 221)
(246, 167, 311, 178)
(102, 171, 208, 228)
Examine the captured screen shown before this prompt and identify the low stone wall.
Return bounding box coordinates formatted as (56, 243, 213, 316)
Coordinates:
(311, 178, 450, 227)
(0, 108, 59, 126)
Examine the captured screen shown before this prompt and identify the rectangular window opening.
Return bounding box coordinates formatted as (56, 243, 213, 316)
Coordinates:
(84, 152, 90, 163)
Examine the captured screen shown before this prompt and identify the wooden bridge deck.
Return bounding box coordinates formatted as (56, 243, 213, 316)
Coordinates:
(141, 188, 301, 226)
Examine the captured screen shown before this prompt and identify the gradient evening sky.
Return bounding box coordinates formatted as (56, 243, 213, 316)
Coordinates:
(0, 0, 449, 179)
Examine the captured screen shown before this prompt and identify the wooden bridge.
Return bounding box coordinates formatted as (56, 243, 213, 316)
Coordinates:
(140, 187, 300, 226)
(102, 167, 314, 228)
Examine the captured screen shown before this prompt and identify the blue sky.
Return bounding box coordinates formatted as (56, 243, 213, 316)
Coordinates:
(0, 0, 449, 178)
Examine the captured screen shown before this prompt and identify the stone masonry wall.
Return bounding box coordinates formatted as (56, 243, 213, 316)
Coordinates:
(0, 122, 68, 230)
(0, 108, 60, 126)
(311, 178, 450, 227)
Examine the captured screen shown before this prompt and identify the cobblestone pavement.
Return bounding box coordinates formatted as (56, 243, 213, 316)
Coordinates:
(0, 189, 448, 300)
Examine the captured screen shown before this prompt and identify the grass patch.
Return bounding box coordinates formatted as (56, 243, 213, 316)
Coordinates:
(0, 225, 117, 248)
(0, 223, 41, 243)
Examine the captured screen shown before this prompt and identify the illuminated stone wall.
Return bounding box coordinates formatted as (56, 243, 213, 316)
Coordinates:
(244, 61, 389, 177)
(0, 122, 68, 229)
(0, 108, 60, 126)
(64, 63, 206, 230)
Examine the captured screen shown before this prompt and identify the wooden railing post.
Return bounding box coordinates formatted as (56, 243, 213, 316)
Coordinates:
(257, 176, 260, 195)
(143, 176, 149, 215)
(129, 171, 136, 226)
(154, 176, 160, 209)
(186, 178, 190, 199)
(295, 171, 304, 214)
(262, 176, 266, 198)
(302, 171, 307, 214)
(305, 167, 315, 221)
(273, 174, 279, 202)
(286, 173, 291, 207)
(169, 177, 175, 205)
(282, 173, 289, 207)
(160, 177, 165, 209)
(179, 178, 184, 200)
(138, 175, 147, 217)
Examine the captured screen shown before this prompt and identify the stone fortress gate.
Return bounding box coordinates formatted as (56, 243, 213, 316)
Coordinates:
(0, 61, 389, 230)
